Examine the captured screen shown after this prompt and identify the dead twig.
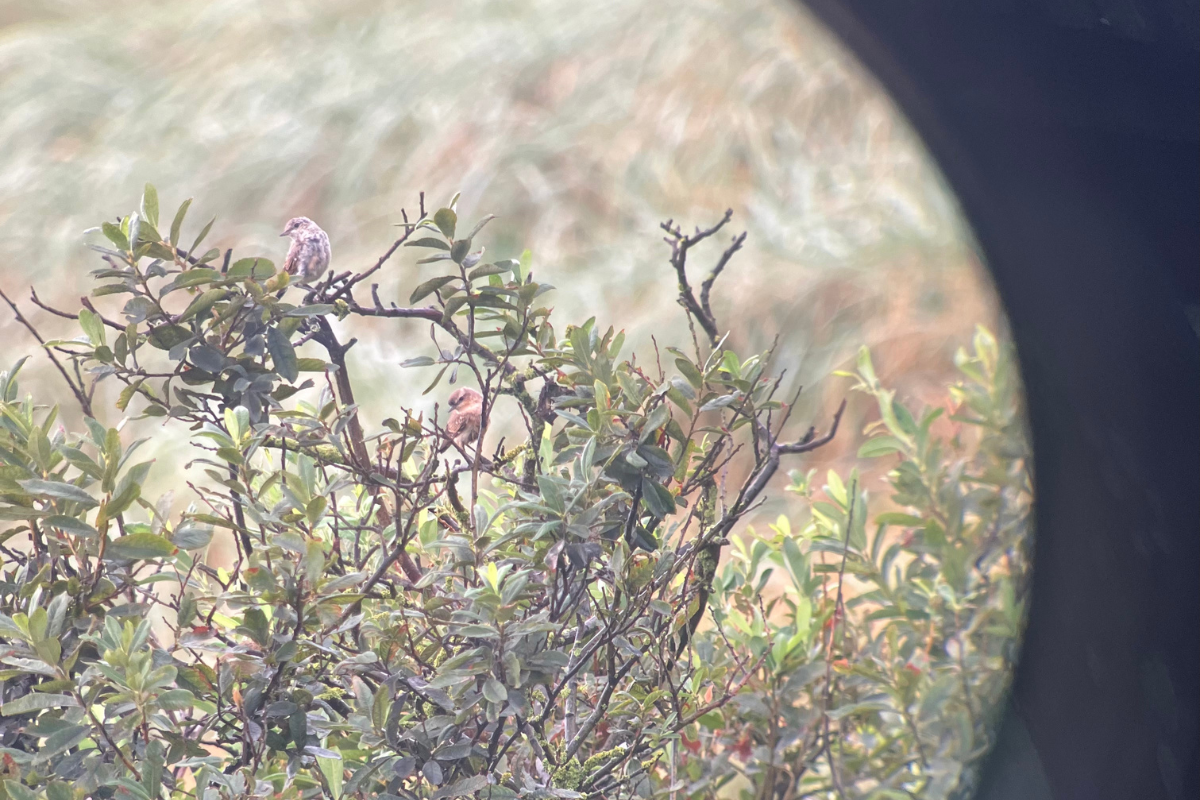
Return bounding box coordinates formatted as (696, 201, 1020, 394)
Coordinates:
(0, 288, 94, 417)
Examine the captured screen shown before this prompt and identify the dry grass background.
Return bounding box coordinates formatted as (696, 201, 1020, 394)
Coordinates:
(0, 0, 1006, 528)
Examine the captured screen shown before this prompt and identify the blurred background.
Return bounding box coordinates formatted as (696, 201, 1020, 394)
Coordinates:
(0, 0, 1005, 516)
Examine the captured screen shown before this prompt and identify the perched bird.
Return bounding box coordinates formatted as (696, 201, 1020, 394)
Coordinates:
(443, 387, 483, 453)
(280, 217, 331, 284)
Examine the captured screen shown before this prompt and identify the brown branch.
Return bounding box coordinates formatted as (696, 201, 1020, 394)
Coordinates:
(725, 398, 848, 530)
(777, 397, 848, 455)
(660, 209, 744, 347)
(327, 193, 428, 303)
(308, 316, 424, 585)
(347, 302, 442, 323)
(1, 288, 94, 417)
(346, 298, 514, 376)
(71, 686, 141, 779)
(699, 230, 747, 328)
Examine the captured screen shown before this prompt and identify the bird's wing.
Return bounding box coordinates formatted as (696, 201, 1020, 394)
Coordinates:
(283, 241, 300, 275)
(446, 411, 468, 439)
(447, 408, 481, 443)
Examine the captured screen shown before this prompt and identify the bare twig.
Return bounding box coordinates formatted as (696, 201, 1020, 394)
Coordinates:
(1, 288, 94, 417)
(660, 209, 745, 347)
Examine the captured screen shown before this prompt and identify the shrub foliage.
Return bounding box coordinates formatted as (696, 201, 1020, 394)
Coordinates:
(0, 187, 1028, 799)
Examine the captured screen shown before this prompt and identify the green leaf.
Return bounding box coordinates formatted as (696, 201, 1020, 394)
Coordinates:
(170, 198, 193, 244)
(305, 496, 327, 525)
(45, 784, 74, 800)
(537, 475, 564, 514)
(171, 267, 220, 289)
(410, 275, 459, 304)
(158, 688, 195, 710)
(442, 294, 469, 321)
(148, 324, 193, 351)
(857, 436, 907, 458)
(675, 358, 703, 389)
(465, 214, 495, 241)
(517, 249, 533, 283)
(18, 479, 98, 508)
(404, 237, 450, 250)
(142, 739, 165, 799)
(435, 775, 489, 799)
(225, 406, 250, 443)
(422, 759, 444, 786)
(172, 522, 213, 550)
(640, 478, 676, 518)
(855, 345, 878, 386)
(107, 533, 178, 561)
(112, 779, 150, 800)
(400, 356, 436, 368)
(102, 221, 130, 251)
(781, 535, 808, 591)
(433, 208, 457, 239)
(188, 344, 229, 373)
(318, 753, 344, 799)
(483, 677, 506, 704)
(190, 217, 215, 256)
(227, 257, 275, 280)
(141, 183, 159, 228)
(0, 693, 78, 715)
(180, 288, 229, 322)
(3, 781, 38, 800)
(892, 399, 918, 437)
(467, 262, 509, 281)
(127, 213, 142, 253)
(79, 309, 106, 347)
(640, 404, 670, 443)
(102, 427, 122, 491)
(720, 350, 741, 378)
(106, 460, 153, 517)
(284, 304, 335, 317)
(305, 538, 326, 579)
(699, 393, 738, 413)
(44, 515, 99, 538)
(267, 326, 299, 383)
(115, 380, 143, 413)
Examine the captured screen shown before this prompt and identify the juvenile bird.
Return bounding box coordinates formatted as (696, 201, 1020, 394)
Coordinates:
(443, 387, 483, 453)
(280, 217, 331, 284)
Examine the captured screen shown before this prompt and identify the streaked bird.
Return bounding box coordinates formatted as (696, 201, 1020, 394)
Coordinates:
(444, 387, 483, 452)
(280, 217, 331, 284)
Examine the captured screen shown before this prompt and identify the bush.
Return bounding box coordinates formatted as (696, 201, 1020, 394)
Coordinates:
(679, 328, 1031, 800)
(0, 187, 1028, 799)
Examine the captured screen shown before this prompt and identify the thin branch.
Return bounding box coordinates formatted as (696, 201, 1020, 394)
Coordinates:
(699, 230, 747, 326)
(660, 209, 744, 347)
(0, 288, 93, 417)
(820, 475, 858, 800)
(728, 398, 848, 528)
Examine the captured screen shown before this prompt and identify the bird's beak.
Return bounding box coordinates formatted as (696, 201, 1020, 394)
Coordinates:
(279, 231, 288, 237)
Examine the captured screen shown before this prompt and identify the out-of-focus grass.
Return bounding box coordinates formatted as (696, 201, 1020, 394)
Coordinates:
(0, 0, 1002, 508)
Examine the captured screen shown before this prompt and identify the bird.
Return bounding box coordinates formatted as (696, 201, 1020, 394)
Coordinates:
(280, 217, 331, 284)
(443, 387, 483, 453)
